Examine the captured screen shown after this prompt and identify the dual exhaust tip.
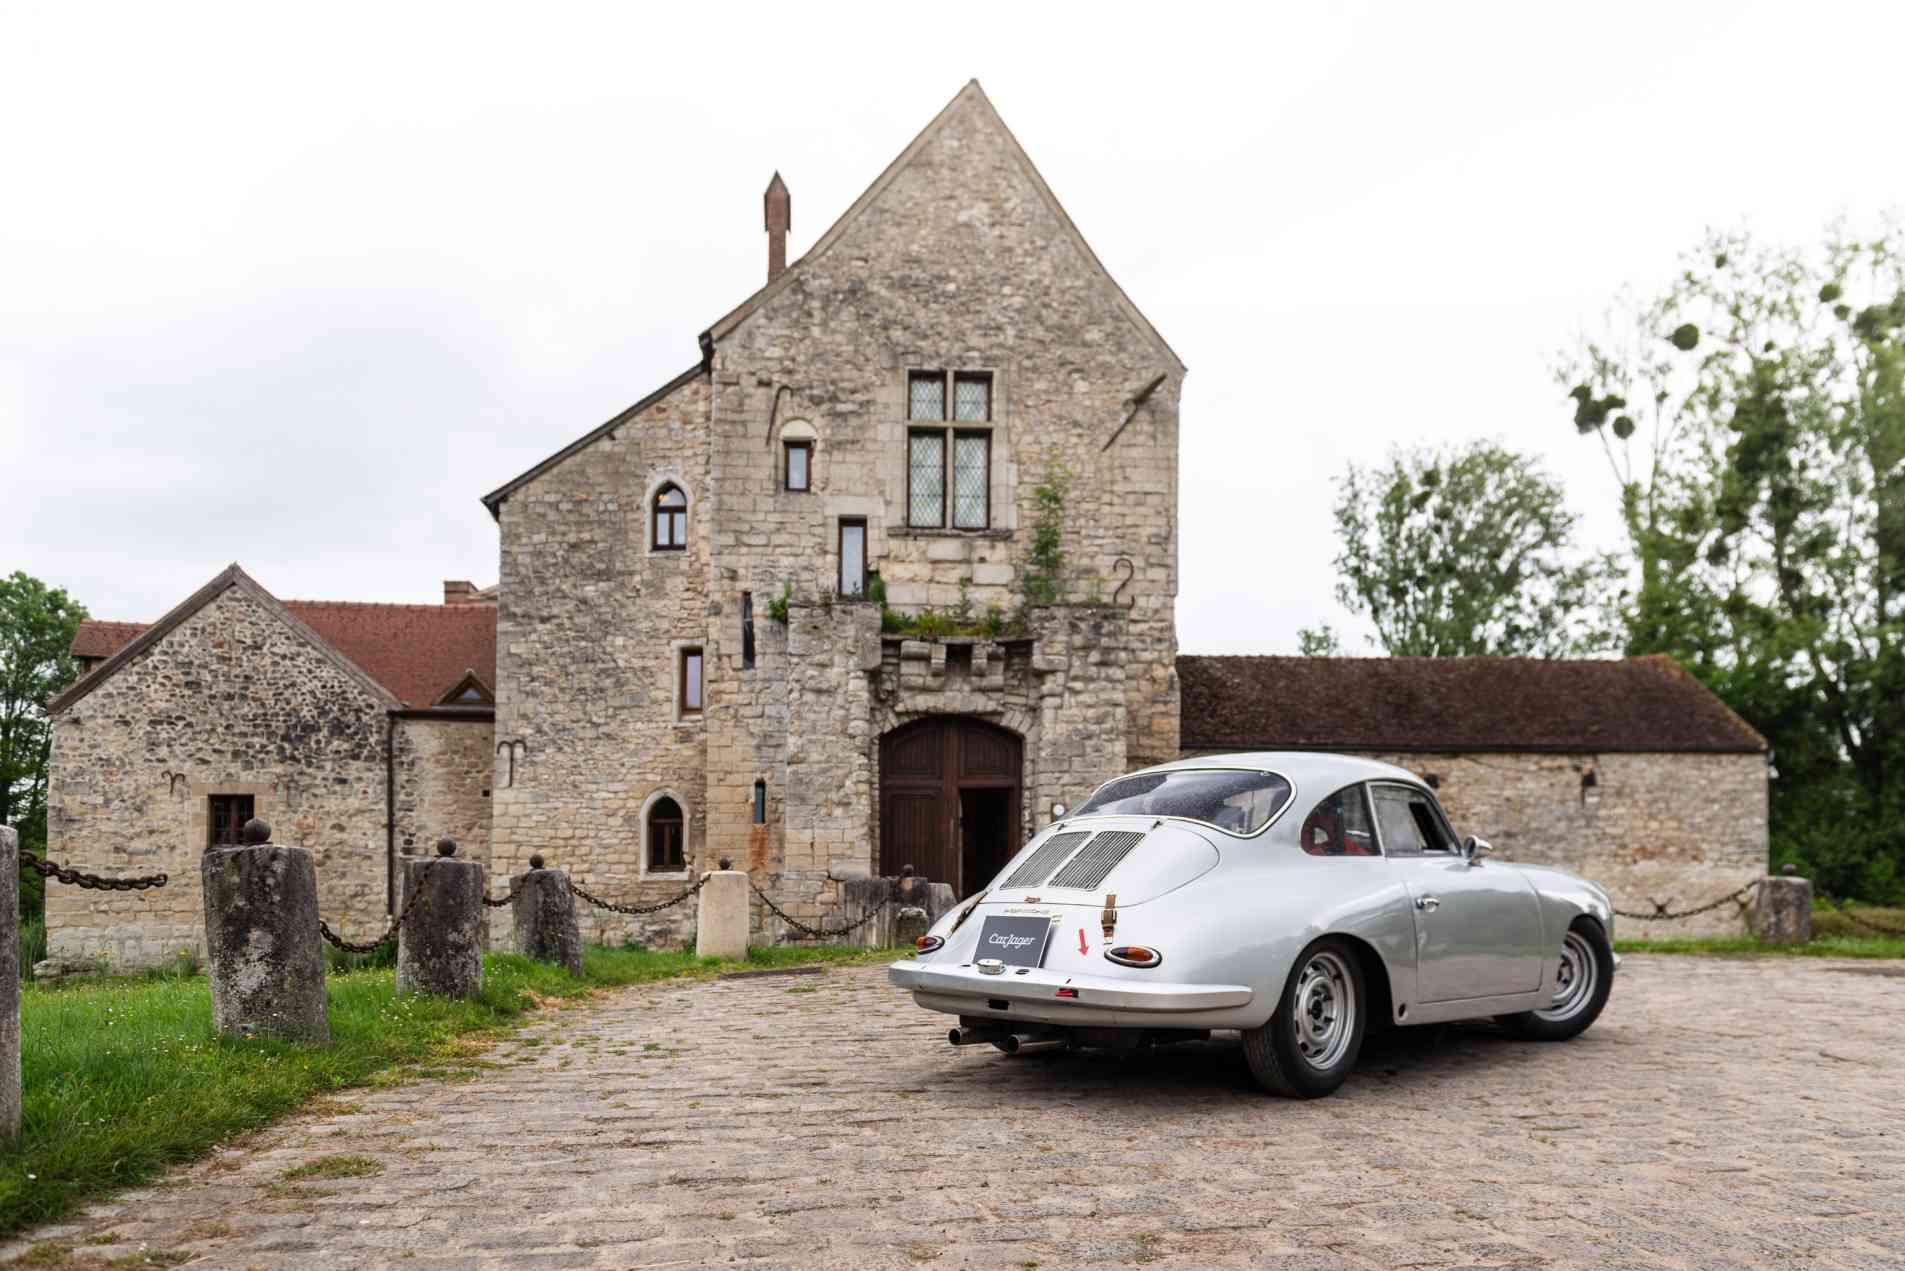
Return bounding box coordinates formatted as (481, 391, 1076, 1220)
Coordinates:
(948, 1025, 1066, 1055)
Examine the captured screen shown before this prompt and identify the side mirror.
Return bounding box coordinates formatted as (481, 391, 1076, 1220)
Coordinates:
(1463, 836, 1493, 866)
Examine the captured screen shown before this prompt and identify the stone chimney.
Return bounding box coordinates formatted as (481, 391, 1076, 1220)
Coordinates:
(443, 580, 476, 606)
(764, 171, 791, 283)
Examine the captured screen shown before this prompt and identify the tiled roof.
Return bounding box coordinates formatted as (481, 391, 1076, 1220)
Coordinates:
(71, 621, 147, 660)
(70, 596, 496, 709)
(1177, 654, 1766, 755)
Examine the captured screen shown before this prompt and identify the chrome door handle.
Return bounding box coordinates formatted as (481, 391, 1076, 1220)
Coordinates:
(1414, 895, 1440, 912)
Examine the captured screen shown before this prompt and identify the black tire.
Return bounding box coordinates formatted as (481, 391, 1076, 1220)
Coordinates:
(1242, 937, 1367, 1098)
(1499, 918, 1613, 1041)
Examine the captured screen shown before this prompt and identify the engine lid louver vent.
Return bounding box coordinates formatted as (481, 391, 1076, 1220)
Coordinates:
(1001, 831, 1091, 890)
(1048, 830, 1148, 891)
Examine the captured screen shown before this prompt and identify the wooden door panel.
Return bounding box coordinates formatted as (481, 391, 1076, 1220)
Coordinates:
(880, 716, 1023, 892)
(881, 790, 951, 884)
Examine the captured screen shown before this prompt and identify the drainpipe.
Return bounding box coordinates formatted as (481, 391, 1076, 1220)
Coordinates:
(385, 713, 397, 915)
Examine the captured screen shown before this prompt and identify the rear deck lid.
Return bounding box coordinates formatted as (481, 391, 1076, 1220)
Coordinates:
(984, 817, 1218, 906)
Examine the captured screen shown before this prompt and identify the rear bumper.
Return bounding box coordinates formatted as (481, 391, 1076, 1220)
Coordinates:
(888, 959, 1252, 1016)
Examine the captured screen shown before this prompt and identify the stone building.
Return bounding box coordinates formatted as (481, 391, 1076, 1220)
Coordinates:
(1177, 655, 1771, 936)
(478, 80, 1182, 944)
(45, 566, 496, 966)
(38, 82, 1776, 964)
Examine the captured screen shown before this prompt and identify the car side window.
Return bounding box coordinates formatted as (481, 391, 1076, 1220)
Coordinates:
(1370, 784, 1456, 855)
(1299, 784, 1381, 857)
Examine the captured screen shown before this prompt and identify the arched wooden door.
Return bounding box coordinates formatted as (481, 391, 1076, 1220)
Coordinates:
(879, 717, 1022, 896)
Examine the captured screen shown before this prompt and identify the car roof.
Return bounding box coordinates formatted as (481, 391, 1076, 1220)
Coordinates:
(1135, 751, 1427, 792)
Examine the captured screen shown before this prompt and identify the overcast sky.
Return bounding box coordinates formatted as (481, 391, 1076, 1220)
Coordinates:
(5, 2, 1900, 653)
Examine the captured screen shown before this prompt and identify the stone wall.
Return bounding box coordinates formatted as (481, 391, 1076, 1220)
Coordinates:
(45, 586, 394, 966)
(490, 373, 715, 950)
(1345, 750, 1767, 937)
(393, 716, 495, 863)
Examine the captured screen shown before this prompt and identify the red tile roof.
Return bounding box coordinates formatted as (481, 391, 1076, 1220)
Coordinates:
(71, 599, 496, 708)
(1177, 654, 1766, 755)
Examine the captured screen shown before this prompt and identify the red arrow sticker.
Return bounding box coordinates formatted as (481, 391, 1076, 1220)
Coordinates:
(1077, 928, 1089, 955)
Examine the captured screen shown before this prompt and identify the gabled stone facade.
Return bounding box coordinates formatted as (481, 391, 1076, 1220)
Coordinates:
(483, 82, 1182, 943)
(44, 568, 495, 967)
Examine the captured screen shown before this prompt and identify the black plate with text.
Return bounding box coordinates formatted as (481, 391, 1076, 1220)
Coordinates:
(973, 915, 1055, 968)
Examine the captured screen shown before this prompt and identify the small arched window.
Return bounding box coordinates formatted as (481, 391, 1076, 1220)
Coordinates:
(647, 796, 685, 872)
(653, 484, 687, 550)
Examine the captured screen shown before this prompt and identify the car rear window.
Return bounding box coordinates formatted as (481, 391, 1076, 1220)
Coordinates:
(1072, 769, 1293, 836)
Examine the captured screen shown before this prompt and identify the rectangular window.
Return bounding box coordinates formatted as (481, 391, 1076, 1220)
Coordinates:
(909, 371, 946, 421)
(740, 592, 755, 669)
(839, 518, 867, 597)
(679, 647, 704, 716)
(208, 794, 254, 849)
(952, 431, 991, 529)
(784, 440, 811, 492)
(908, 429, 946, 527)
(953, 371, 992, 422)
(752, 779, 767, 824)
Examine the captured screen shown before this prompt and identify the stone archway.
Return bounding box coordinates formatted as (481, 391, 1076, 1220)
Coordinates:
(878, 717, 1022, 897)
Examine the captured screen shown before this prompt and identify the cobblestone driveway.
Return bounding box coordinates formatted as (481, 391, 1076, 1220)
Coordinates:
(15, 955, 1905, 1269)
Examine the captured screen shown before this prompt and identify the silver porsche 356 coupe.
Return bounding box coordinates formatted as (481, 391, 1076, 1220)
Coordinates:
(889, 752, 1617, 1098)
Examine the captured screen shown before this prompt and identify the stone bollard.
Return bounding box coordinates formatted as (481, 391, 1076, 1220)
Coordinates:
(201, 819, 330, 1043)
(893, 907, 930, 948)
(396, 839, 485, 999)
(0, 826, 19, 1141)
(1754, 866, 1812, 945)
(511, 855, 584, 976)
(695, 859, 748, 960)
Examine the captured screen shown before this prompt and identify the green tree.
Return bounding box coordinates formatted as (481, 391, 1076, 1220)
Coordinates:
(1, 572, 89, 916)
(1328, 442, 1612, 657)
(1296, 624, 1344, 657)
(1558, 222, 1905, 900)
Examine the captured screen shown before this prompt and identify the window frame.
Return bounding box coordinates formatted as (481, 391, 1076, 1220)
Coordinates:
(953, 370, 993, 422)
(837, 517, 868, 598)
(740, 592, 755, 670)
(907, 427, 949, 528)
(752, 779, 767, 825)
(783, 439, 812, 492)
(1298, 783, 1383, 858)
(1367, 781, 1458, 857)
(652, 482, 688, 552)
(207, 794, 255, 850)
(677, 646, 704, 718)
(1069, 765, 1296, 840)
(950, 429, 992, 530)
(645, 795, 687, 875)
(908, 370, 948, 422)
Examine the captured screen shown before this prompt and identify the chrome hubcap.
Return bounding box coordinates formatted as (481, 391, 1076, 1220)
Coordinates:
(1291, 950, 1356, 1069)
(1535, 931, 1597, 1022)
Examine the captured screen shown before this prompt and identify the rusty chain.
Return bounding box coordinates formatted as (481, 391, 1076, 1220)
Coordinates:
(571, 871, 709, 916)
(749, 878, 894, 942)
(19, 851, 168, 892)
(1611, 879, 1762, 922)
(481, 884, 519, 909)
(318, 857, 442, 955)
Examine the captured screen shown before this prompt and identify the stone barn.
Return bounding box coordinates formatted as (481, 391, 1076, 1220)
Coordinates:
(45, 566, 496, 966)
(1176, 655, 1771, 936)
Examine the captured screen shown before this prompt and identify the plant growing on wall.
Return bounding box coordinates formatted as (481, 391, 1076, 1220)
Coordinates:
(766, 582, 792, 625)
(1020, 465, 1071, 608)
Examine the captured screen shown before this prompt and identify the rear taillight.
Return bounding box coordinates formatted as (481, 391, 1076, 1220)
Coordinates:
(914, 935, 944, 955)
(1105, 945, 1162, 969)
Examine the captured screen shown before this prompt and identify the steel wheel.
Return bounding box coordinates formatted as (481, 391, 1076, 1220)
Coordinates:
(1533, 929, 1598, 1023)
(1291, 950, 1357, 1069)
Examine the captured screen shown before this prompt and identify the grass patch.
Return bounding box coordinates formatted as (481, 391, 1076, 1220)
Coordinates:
(1615, 933, 1905, 958)
(0, 943, 895, 1240)
(279, 1154, 382, 1181)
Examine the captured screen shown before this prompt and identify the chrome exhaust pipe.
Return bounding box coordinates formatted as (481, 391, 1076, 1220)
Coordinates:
(948, 1025, 1006, 1047)
(998, 1033, 1066, 1055)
